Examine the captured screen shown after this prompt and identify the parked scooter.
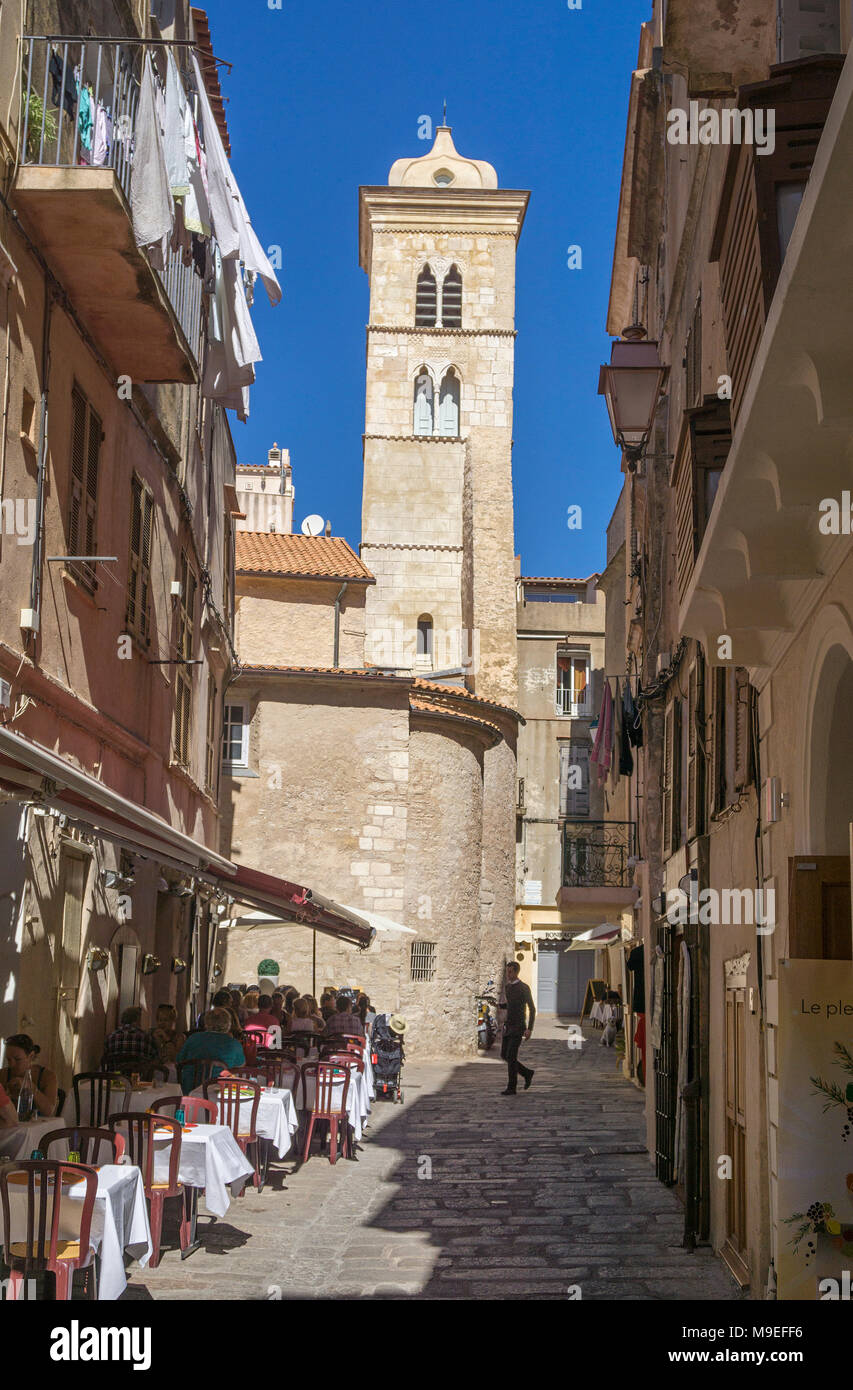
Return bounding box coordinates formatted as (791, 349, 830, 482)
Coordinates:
(476, 981, 498, 1050)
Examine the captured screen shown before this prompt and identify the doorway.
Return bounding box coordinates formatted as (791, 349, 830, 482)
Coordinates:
(537, 942, 593, 1014)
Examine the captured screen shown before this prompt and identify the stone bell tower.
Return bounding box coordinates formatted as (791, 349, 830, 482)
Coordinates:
(358, 126, 528, 705)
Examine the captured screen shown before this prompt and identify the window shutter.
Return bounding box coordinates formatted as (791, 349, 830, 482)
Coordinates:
(441, 265, 462, 328)
(84, 404, 100, 567)
(68, 387, 86, 559)
(778, 0, 841, 62)
(140, 488, 153, 638)
(415, 266, 437, 327)
(734, 667, 753, 791)
(709, 666, 726, 817)
(561, 742, 590, 818)
(687, 654, 705, 840)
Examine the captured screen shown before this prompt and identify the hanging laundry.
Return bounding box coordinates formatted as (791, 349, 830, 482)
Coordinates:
(190, 54, 281, 305)
(164, 52, 190, 197)
(590, 679, 614, 788)
(49, 50, 77, 120)
(202, 245, 260, 422)
(649, 945, 665, 1051)
(130, 52, 174, 271)
(619, 679, 634, 776)
(92, 103, 112, 167)
(625, 677, 643, 748)
(77, 83, 94, 152)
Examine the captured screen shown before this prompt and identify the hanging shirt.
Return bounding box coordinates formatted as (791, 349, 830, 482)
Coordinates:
(619, 679, 634, 776)
(625, 679, 643, 748)
(590, 680, 614, 788)
(92, 103, 111, 167)
(77, 83, 94, 151)
(627, 943, 645, 1012)
(130, 53, 174, 270)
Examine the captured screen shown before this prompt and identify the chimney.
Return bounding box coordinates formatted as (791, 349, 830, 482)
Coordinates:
(324, 520, 332, 537)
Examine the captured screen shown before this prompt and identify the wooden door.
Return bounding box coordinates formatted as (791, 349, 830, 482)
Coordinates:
(788, 856, 852, 959)
(723, 984, 749, 1284)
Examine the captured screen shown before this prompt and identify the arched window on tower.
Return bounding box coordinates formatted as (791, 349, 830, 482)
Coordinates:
(438, 369, 461, 437)
(415, 266, 437, 327)
(413, 371, 434, 435)
(416, 615, 434, 667)
(441, 265, 462, 328)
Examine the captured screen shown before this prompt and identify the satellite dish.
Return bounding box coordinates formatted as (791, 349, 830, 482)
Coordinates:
(301, 514, 325, 536)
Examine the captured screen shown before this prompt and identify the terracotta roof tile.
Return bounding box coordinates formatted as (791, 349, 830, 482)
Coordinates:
(235, 532, 374, 581)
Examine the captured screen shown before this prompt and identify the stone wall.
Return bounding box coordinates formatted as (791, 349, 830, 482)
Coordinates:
(236, 578, 367, 669)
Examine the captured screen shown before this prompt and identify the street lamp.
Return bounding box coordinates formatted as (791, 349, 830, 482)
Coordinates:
(598, 325, 669, 471)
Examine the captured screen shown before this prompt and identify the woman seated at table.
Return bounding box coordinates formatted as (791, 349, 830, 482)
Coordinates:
(1, 1033, 58, 1116)
(149, 1003, 185, 1068)
(241, 990, 260, 1023)
(176, 1008, 245, 1091)
(289, 997, 320, 1034)
(0, 1081, 17, 1126)
(211, 989, 244, 1039)
(303, 995, 325, 1028)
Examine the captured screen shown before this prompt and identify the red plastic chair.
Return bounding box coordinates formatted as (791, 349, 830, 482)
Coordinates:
(148, 1095, 217, 1124)
(71, 1071, 131, 1127)
(39, 1126, 125, 1165)
(260, 1057, 299, 1092)
(203, 1079, 262, 1191)
(299, 1063, 350, 1166)
(0, 1160, 98, 1300)
(323, 1052, 365, 1075)
(109, 1112, 187, 1267)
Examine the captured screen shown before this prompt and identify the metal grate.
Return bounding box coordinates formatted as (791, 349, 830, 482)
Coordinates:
(410, 940, 437, 982)
(654, 921, 677, 1185)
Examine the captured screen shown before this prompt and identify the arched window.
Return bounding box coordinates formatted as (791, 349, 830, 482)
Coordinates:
(441, 265, 462, 328)
(415, 266, 437, 327)
(413, 371, 434, 435)
(416, 615, 434, 663)
(438, 369, 461, 437)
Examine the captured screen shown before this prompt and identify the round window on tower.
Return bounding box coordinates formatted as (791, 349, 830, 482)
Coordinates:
(433, 169, 455, 186)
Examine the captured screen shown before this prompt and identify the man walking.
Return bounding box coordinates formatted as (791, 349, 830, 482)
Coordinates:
(499, 961, 535, 1095)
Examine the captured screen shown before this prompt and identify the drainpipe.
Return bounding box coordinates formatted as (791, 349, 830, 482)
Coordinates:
(333, 582, 348, 667)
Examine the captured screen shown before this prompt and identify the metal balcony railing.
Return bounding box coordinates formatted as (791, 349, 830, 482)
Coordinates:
(556, 685, 592, 718)
(19, 36, 202, 361)
(562, 820, 636, 888)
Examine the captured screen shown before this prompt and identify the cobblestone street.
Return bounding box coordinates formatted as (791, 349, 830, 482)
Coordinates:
(127, 1019, 740, 1301)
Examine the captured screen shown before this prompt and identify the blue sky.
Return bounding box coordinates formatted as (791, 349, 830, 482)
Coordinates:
(205, 0, 650, 578)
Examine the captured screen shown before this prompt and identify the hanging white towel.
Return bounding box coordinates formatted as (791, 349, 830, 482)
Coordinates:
(130, 53, 174, 270)
(164, 51, 190, 197)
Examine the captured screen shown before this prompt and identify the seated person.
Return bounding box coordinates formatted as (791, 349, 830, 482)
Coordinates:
(1, 1033, 59, 1117)
(211, 989, 245, 1038)
(248, 994, 280, 1030)
(324, 994, 365, 1039)
(149, 1003, 184, 1068)
(319, 991, 336, 1021)
(288, 997, 319, 1033)
(176, 1008, 245, 1091)
(0, 1079, 20, 1125)
(102, 1007, 160, 1078)
(270, 992, 285, 1022)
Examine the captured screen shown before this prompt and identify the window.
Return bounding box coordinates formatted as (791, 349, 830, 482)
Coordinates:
(524, 588, 580, 604)
(127, 473, 154, 642)
(410, 940, 437, 982)
(559, 741, 590, 817)
(222, 702, 249, 767)
(441, 265, 462, 328)
(438, 368, 460, 436)
(662, 698, 682, 857)
(67, 385, 102, 592)
(172, 551, 197, 768)
(415, 266, 437, 327)
(778, 0, 841, 62)
(205, 678, 219, 793)
(556, 651, 590, 716)
(776, 182, 807, 261)
(686, 656, 705, 841)
(413, 371, 434, 436)
(672, 398, 731, 605)
(416, 615, 433, 662)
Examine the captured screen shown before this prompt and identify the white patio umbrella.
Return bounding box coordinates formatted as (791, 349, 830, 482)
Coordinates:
(564, 922, 623, 951)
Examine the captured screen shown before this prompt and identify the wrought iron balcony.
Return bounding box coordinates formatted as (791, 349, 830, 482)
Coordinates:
(16, 36, 202, 383)
(562, 820, 636, 889)
(556, 686, 592, 718)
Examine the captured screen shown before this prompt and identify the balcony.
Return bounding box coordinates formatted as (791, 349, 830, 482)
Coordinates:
(555, 687, 591, 718)
(558, 820, 638, 916)
(14, 37, 201, 384)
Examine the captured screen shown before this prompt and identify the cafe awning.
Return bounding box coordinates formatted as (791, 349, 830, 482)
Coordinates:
(207, 863, 375, 949)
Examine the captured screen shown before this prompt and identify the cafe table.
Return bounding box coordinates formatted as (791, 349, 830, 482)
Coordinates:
(2, 1162, 152, 1301)
(61, 1082, 179, 1123)
(192, 1084, 299, 1160)
(151, 1122, 254, 1220)
(0, 1116, 68, 1161)
(297, 1063, 371, 1142)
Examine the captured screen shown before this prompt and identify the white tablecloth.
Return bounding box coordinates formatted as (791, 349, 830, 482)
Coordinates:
(151, 1124, 254, 1218)
(193, 1086, 299, 1160)
(61, 1083, 179, 1123)
(3, 1163, 151, 1301)
(298, 1066, 371, 1142)
(0, 1116, 67, 1160)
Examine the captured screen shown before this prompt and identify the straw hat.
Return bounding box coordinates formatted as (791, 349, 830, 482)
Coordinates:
(388, 1014, 407, 1035)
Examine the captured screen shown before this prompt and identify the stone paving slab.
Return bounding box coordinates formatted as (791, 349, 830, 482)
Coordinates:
(123, 1019, 742, 1301)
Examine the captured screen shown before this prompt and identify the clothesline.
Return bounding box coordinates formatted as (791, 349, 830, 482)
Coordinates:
(40, 33, 232, 69)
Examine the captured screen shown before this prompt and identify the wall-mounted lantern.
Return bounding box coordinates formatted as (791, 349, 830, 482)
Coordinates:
(87, 946, 109, 973)
(142, 954, 161, 975)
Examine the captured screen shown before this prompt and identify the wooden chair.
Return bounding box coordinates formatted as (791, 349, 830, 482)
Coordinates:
(279, 1034, 313, 1057)
(39, 1126, 125, 1165)
(0, 1160, 98, 1300)
(177, 1058, 216, 1093)
(203, 1078, 262, 1191)
(148, 1095, 217, 1124)
(71, 1072, 131, 1128)
(109, 1112, 188, 1268)
(299, 1063, 350, 1166)
(323, 1052, 365, 1075)
(259, 1056, 299, 1092)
